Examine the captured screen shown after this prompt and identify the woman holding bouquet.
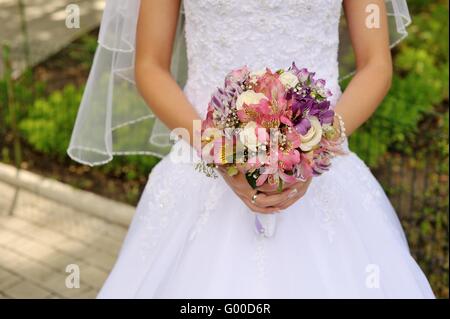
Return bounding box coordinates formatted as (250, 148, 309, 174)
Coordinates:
(68, 0, 434, 298)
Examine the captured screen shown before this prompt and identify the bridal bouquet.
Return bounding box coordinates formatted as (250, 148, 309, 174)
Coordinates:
(196, 63, 346, 237)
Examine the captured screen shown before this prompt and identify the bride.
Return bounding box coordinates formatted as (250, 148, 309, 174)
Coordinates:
(68, 0, 435, 298)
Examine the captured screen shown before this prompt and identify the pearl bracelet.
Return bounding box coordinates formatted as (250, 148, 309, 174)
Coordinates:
(334, 112, 347, 141)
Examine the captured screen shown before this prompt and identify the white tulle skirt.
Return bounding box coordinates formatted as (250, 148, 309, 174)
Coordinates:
(97, 140, 435, 299)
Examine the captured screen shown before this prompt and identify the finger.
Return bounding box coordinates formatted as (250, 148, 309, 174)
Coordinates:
(243, 192, 281, 213)
(258, 181, 298, 194)
(281, 181, 298, 191)
(255, 191, 294, 207)
(276, 187, 309, 210)
(257, 183, 278, 193)
(277, 178, 311, 197)
(244, 199, 279, 214)
(258, 180, 305, 195)
(282, 179, 311, 192)
(261, 187, 301, 210)
(276, 194, 301, 210)
(239, 177, 311, 209)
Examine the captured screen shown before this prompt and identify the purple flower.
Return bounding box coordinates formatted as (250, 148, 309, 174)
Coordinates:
(224, 66, 250, 88)
(210, 82, 244, 126)
(289, 62, 301, 75)
(290, 92, 335, 133)
(309, 100, 334, 125)
(315, 80, 333, 98)
(289, 62, 312, 83)
(320, 110, 335, 124)
(314, 79, 326, 88)
(295, 118, 311, 135)
(291, 94, 315, 121)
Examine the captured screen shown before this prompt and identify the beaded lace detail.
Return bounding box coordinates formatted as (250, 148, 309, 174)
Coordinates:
(183, 0, 343, 118)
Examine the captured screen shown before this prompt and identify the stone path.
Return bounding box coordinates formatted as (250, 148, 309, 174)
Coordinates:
(0, 172, 131, 299)
(0, 0, 105, 77)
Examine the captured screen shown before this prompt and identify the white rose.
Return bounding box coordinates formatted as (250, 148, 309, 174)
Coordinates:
(300, 117, 323, 152)
(249, 69, 267, 84)
(250, 69, 267, 78)
(279, 71, 299, 89)
(239, 121, 261, 152)
(236, 90, 268, 110)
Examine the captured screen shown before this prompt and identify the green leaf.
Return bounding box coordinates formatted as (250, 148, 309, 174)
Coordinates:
(226, 165, 239, 177)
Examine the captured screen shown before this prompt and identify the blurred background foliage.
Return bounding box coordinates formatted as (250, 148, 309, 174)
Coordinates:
(349, 1, 449, 166)
(0, 0, 448, 297)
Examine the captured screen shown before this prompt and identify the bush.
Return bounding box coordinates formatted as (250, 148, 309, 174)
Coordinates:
(0, 72, 46, 135)
(349, 2, 449, 167)
(18, 84, 159, 178)
(67, 33, 98, 69)
(19, 85, 81, 160)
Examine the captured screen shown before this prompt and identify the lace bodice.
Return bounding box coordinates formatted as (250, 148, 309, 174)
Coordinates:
(183, 0, 343, 117)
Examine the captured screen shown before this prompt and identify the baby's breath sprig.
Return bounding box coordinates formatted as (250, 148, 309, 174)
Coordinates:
(195, 162, 218, 178)
(278, 133, 288, 152)
(243, 79, 255, 91)
(225, 106, 240, 128)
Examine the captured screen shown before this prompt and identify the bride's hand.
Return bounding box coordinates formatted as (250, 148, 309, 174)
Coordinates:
(277, 178, 312, 210)
(257, 178, 312, 210)
(217, 168, 295, 214)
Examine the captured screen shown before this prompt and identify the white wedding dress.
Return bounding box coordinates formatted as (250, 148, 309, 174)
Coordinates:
(97, 0, 434, 299)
